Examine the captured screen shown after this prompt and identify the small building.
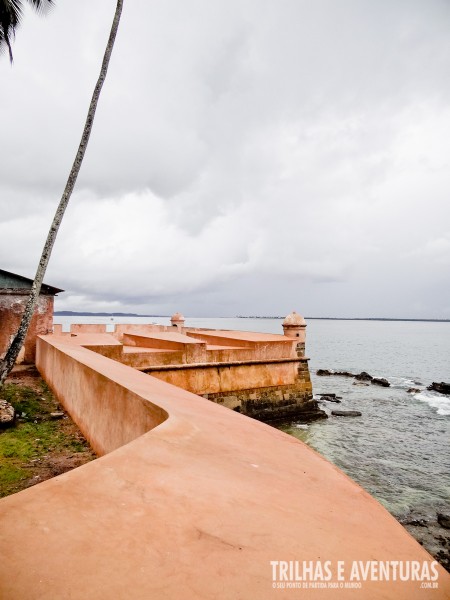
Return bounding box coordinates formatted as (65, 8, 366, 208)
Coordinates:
(0, 269, 63, 364)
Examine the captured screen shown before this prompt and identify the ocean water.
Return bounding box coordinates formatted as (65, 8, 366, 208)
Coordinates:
(54, 315, 450, 520)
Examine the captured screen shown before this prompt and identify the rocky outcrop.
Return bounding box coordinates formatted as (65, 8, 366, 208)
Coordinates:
(407, 388, 421, 394)
(318, 393, 342, 403)
(317, 369, 355, 377)
(355, 371, 373, 381)
(317, 369, 392, 387)
(428, 382, 450, 395)
(372, 377, 390, 387)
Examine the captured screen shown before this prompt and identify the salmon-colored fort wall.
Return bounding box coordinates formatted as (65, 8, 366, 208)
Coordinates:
(49, 312, 323, 423)
(0, 331, 448, 599)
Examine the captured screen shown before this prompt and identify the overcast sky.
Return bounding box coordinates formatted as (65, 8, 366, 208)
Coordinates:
(1, 0, 449, 318)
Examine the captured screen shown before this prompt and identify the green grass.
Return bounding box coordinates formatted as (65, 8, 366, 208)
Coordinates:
(1, 380, 54, 419)
(0, 463, 28, 484)
(0, 379, 94, 498)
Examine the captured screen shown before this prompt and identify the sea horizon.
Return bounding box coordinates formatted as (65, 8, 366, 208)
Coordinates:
(54, 310, 450, 323)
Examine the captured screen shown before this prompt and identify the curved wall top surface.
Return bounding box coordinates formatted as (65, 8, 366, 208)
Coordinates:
(0, 334, 448, 599)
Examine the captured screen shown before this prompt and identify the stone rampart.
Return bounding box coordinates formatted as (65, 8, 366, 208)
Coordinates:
(46, 322, 321, 421)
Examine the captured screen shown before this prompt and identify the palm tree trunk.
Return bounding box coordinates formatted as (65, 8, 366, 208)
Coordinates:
(0, 0, 123, 386)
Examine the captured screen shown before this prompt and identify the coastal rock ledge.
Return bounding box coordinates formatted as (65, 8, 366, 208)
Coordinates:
(428, 382, 450, 395)
(317, 369, 391, 387)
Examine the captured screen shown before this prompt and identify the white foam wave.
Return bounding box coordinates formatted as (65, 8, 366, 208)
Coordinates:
(390, 376, 424, 389)
(414, 391, 450, 416)
(294, 424, 309, 430)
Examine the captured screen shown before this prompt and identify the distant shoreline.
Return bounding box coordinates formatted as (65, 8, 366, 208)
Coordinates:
(54, 311, 449, 323)
(238, 316, 450, 323)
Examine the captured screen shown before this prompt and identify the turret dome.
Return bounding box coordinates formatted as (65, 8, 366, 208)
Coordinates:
(283, 311, 306, 326)
(170, 312, 185, 322)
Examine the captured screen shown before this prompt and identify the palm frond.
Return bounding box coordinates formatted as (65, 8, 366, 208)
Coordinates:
(0, 0, 53, 63)
(27, 0, 53, 13)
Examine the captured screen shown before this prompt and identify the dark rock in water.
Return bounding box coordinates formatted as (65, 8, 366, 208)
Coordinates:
(407, 388, 421, 394)
(251, 398, 328, 424)
(399, 510, 450, 571)
(355, 371, 373, 381)
(316, 369, 355, 377)
(434, 535, 450, 546)
(428, 382, 450, 395)
(317, 368, 391, 388)
(319, 394, 342, 403)
(353, 381, 370, 386)
(331, 410, 362, 417)
(437, 513, 450, 529)
(436, 549, 450, 571)
(372, 377, 390, 387)
(289, 400, 328, 423)
(0, 399, 15, 428)
(316, 369, 332, 376)
(403, 518, 428, 528)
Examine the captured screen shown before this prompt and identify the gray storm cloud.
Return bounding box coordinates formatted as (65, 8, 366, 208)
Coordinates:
(1, 0, 449, 318)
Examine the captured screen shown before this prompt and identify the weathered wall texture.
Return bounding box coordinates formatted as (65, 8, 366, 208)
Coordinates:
(146, 359, 301, 392)
(0, 333, 447, 599)
(0, 292, 54, 364)
(146, 359, 317, 421)
(202, 360, 319, 422)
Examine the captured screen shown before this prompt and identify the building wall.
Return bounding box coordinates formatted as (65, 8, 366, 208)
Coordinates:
(0, 292, 54, 364)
